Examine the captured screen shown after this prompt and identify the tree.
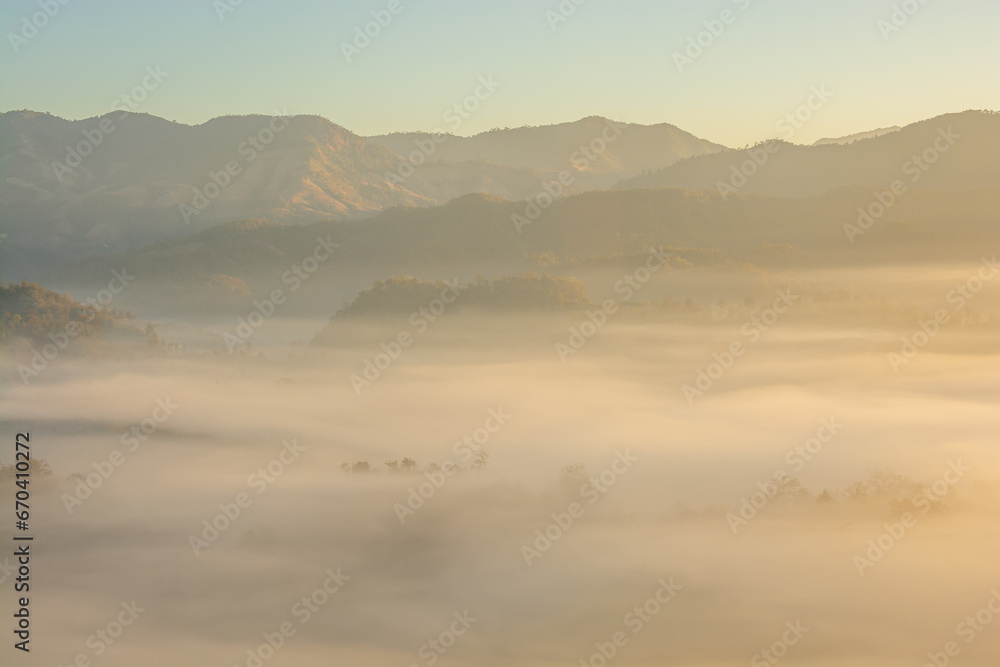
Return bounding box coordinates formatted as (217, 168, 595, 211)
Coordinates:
(144, 324, 161, 346)
(774, 476, 811, 503)
(845, 480, 870, 500)
(0, 457, 53, 482)
(341, 461, 375, 474)
(560, 463, 588, 491)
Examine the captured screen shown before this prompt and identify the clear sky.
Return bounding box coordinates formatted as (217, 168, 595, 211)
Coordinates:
(1, 0, 997, 146)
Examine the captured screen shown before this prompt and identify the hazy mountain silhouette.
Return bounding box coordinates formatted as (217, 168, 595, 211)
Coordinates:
(0, 111, 552, 279)
(813, 126, 901, 145)
(368, 116, 725, 189)
(4, 109, 997, 284)
(54, 185, 998, 316)
(616, 111, 1000, 197)
(0, 110, 437, 219)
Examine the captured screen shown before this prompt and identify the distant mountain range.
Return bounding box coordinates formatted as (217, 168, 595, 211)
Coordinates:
(0, 111, 413, 277)
(2, 109, 997, 284)
(0, 111, 724, 279)
(1, 111, 565, 275)
(0, 110, 437, 219)
(617, 111, 1000, 197)
(367, 116, 725, 190)
(813, 126, 901, 145)
(52, 186, 999, 317)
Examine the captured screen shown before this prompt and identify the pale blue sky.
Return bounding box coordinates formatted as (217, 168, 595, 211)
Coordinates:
(2, 0, 997, 146)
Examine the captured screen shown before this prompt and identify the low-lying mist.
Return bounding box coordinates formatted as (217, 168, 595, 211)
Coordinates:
(2, 264, 998, 666)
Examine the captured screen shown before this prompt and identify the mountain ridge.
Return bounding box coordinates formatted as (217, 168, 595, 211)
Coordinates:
(367, 115, 726, 189)
(0, 110, 554, 279)
(614, 110, 1000, 197)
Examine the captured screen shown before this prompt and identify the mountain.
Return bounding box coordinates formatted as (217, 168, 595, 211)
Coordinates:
(326, 274, 589, 320)
(0, 110, 436, 219)
(813, 126, 901, 145)
(616, 111, 1000, 197)
(54, 186, 999, 317)
(367, 116, 725, 190)
(0, 280, 139, 345)
(6, 109, 997, 289)
(0, 111, 550, 280)
(395, 159, 559, 203)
